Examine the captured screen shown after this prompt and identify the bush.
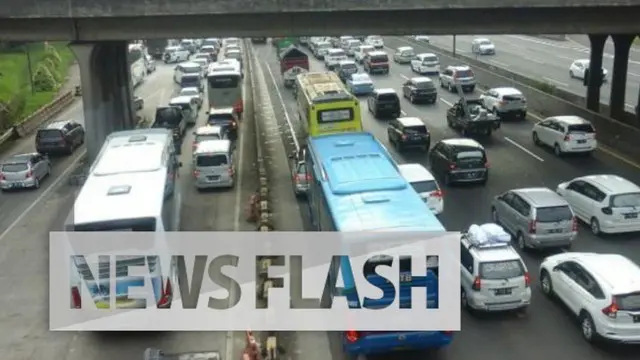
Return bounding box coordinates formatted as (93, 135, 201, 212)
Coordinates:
(535, 81, 556, 94)
(43, 43, 61, 66)
(32, 63, 58, 92)
(44, 58, 63, 83)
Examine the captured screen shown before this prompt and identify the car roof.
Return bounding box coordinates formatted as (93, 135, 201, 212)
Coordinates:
(43, 120, 73, 130)
(194, 139, 231, 154)
(339, 60, 356, 65)
(182, 73, 200, 78)
(369, 51, 387, 56)
(491, 87, 522, 95)
(575, 59, 589, 63)
(578, 174, 640, 193)
(359, 45, 374, 49)
(178, 61, 201, 68)
(397, 163, 436, 183)
(448, 65, 471, 71)
(474, 38, 491, 42)
(169, 96, 193, 104)
(195, 125, 223, 135)
(397, 117, 425, 127)
(410, 76, 432, 83)
(512, 187, 568, 207)
(567, 253, 640, 294)
(208, 107, 235, 115)
(328, 48, 344, 53)
(462, 237, 522, 262)
(374, 88, 397, 95)
(441, 138, 484, 149)
(180, 87, 200, 92)
(550, 115, 590, 125)
(396, 46, 413, 51)
(417, 53, 437, 58)
(4, 153, 35, 163)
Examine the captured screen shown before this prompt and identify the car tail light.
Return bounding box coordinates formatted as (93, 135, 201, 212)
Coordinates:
(25, 171, 32, 178)
(449, 163, 456, 170)
(472, 277, 481, 291)
(601, 207, 612, 215)
(528, 220, 537, 234)
(432, 189, 443, 198)
(233, 100, 243, 113)
(564, 134, 571, 142)
(193, 170, 200, 177)
(484, 161, 490, 168)
(401, 134, 407, 140)
(71, 286, 81, 309)
(345, 330, 360, 343)
(524, 272, 531, 287)
(572, 217, 578, 231)
(0, 173, 4, 180)
(231, 121, 237, 128)
(602, 299, 619, 318)
(296, 174, 306, 182)
(157, 278, 173, 308)
(228, 168, 234, 176)
(306, 174, 312, 181)
(192, 141, 198, 150)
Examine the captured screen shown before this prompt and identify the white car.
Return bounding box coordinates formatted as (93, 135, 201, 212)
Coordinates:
(410, 53, 440, 75)
(413, 35, 430, 42)
(532, 115, 597, 156)
(179, 87, 203, 108)
(324, 48, 348, 70)
(355, 45, 375, 64)
(397, 164, 443, 215)
(313, 41, 331, 59)
(163, 46, 190, 63)
(480, 87, 527, 120)
(539, 252, 640, 343)
(556, 174, 640, 235)
(569, 59, 608, 81)
(365, 35, 384, 49)
(471, 38, 495, 55)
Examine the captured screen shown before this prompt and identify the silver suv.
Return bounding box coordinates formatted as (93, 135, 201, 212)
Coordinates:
(439, 65, 476, 93)
(0, 153, 51, 191)
(491, 187, 577, 251)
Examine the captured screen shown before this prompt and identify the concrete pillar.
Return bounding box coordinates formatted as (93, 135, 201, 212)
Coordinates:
(586, 34, 607, 112)
(69, 41, 136, 163)
(609, 34, 635, 120)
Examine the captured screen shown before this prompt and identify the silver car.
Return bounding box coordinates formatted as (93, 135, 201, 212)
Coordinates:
(392, 46, 415, 64)
(491, 187, 577, 251)
(289, 148, 309, 197)
(0, 153, 51, 191)
(439, 65, 476, 93)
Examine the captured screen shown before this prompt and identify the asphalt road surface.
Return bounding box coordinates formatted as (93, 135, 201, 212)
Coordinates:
(0, 62, 256, 359)
(421, 35, 640, 111)
(253, 40, 640, 360)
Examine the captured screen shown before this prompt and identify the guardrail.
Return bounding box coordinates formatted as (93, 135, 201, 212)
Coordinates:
(0, 90, 76, 149)
(407, 38, 640, 163)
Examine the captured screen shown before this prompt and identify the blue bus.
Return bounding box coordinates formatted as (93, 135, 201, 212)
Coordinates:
(304, 132, 453, 357)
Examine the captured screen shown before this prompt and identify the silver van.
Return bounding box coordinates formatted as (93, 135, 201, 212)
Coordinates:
(192, 140, 234, 189)
(491, 187, 577, 251)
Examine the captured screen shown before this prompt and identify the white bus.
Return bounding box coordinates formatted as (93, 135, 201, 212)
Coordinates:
(128, 43, 146, 88)
(70, 128, 182, 232)
(206, 68, 243, 117)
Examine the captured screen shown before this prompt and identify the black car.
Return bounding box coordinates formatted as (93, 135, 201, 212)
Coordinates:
(152, 106, 187, 153)
(35, 120, 85, 155)
(207, 108, 239, 140)
(428, 138, 488, 185)
(367, 89, 401, 119)
(402, 77, 437, 104)
(387, 117, 430, 152)
(251, 37, 267, 44)
(336, 61, 358, 82)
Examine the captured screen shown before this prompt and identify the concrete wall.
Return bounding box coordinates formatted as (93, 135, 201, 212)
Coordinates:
(409, 38, 640, 163)
(532, 34, 567, 41)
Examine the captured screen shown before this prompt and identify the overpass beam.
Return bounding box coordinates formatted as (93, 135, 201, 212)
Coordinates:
(69, 41, 136, 163)
(609, 34, 635, 121)
(586, 34, 607, 112)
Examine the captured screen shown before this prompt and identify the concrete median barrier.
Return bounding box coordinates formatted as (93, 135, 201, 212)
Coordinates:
(409, 38, 640, 163)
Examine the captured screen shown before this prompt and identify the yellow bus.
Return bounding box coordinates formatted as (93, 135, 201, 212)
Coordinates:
(295, 72, 362, 137)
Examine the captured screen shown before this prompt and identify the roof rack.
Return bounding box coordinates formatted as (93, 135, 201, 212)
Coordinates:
(463, 223, 511, 250)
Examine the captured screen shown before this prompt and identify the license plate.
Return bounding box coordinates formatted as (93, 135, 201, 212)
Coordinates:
(624, 213, 638, 219)
(399, 273, 412, 282)
(466, 172, 476, 179)
(10, 182, 24, 188)
(495, 288, 512, 296)
(547, 228, 563, 234)
(207, 176, 220, 181)
(633, 315, 640, 323)
(577, 140, 586, 144)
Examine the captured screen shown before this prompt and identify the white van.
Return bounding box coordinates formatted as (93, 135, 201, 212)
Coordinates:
(192, 140, 234, 189)
(398, 163, 443, 215)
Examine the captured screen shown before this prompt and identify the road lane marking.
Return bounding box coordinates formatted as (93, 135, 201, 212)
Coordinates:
(504, 137, 544, 162)
(489, 60, 509, 68)
(400, 74, 409, 80)
(543, 77, 568, 87)
(264, 61, 300, 150)
(629, 72, 640, 77)
(527, 57, 546, 65)
(439, 98, 453, 107)
(400, 110, 407, 116)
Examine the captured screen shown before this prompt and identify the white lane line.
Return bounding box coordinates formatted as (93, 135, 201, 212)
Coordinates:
(555, 55, 573, 61)
(439, 98, 453, 107)
(0, 150, 86, 242)
(625, 103, 635, 110)
(264, 61, 300, 150)
(400, 110, 407, 116)
(629, 72, 640, 77)
(489, 60, 509, 68)
(527, 58, 546, 65)
(504, 136, 544, 162)
(400, 74, 409, 80)
(543, 77, 568, 87)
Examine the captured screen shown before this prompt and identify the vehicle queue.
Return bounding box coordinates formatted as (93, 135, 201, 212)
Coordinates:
(266, 36, 640, 348)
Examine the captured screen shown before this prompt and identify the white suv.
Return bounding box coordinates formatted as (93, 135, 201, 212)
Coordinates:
(480, 87, 527, 120)
(539, 252, 640, 343)
(398, 163, 443, 215)
(460, 223, 531, 313)
(532, 115, 597, 156)
(355, 45, 375, 64)
(556, 174, 640, 235)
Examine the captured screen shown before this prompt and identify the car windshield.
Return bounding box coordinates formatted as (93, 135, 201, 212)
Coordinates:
(180, 89, 199, 96)
(196, 154, 228, 167)
(422, 56, 438, 63)
(567, 124, 595, 133)
(456, 150, 484, 166)
(610, 193, 640, 207)
(455, 70, 474, 78)
(351, 74, 370, 82)
(377, 94, 398, 103)
(480, 260, 524, 280)
(615, 292, 640, 311)
(208, 114, 234, 123)
(479, 40, 492, 45)
(404, 125, 426, 134)
(401, 50, 415, 56)
(369, 36, 382, 41)
(330, 50, 346, 57)
(535, 206, 573, 222)
(1, 163, 28, 172)
(410, 180, 438, 194)
(37, 129, 63, 139)
(414, 81, 434, 89)
(371, 55, 388, 63)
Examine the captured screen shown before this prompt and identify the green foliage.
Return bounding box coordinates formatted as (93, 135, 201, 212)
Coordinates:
(32, 62, 58, 92)
(534, 81, 556, 94)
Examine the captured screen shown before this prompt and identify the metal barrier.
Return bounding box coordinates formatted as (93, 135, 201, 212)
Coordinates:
(14, 91, 75, 137)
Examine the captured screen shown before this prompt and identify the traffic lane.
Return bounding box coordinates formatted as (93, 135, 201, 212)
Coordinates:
(408, 36, 639, 107)
(567, 35, 640, 66)
(0, 64, 172, 241)
(381, 59, 640, 262)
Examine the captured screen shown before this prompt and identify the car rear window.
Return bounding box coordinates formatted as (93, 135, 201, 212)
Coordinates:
(208, 75, 239, 89)
(377, 93, 398, 102)
(371, 55, 388, 63)
(455, 70, 474, 78)
(208, 114, 234, 123)
(422, 56, 438, 63)
(610, 193, 640, 207)
(37, 129, 63, 138)
(181, 77, 200, 86)
(535, 206, 573, 222)
(341, 64, 357, 71)
(456, 150, 484, 165)
(154, 108, 182, 126)
(567, 124, 595, 133)
(414, 81, 434, 89)
(182, 66, 200, 74)
(196, 154, 228, 167)
(318, 109, 353, 123)
(1, 163, 28, 172)
(503, 94, 524, 101)
(615, 292, 640, 311)
(196, 134, 221, 142)
(479, 260, 524, 280)
(404, 125, 426, 134)
(410, 180, 438, 194)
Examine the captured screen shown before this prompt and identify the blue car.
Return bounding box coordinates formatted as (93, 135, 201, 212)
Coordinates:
(347, 73, 374, 96)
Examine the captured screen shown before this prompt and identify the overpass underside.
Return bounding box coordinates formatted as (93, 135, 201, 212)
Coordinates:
(1, 7, 640, 40)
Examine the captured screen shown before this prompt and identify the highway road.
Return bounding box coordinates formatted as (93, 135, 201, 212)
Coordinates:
(0, 62, 255, 359)
(253, 41, 640, 360)
(419, 35, 640, 111)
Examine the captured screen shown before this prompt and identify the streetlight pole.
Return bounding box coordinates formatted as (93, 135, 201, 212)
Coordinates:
(453, 35, 457, 57)
(25, 44, 35, 95)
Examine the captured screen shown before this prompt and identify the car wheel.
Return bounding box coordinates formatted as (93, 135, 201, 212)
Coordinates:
(447, 83, 453, 92)
(532, 132, 541, 145)
(34, 177, 40, 189)
(461, 288, 469, 310)
(409, 94, 415, 103)
(554, 143, 563, 156)
(491, 207, 500, 224)
(569, 70, 574, 78)
(590, 217, 601, 235)
(516, 232, 526, 250)
(47, 165, 52, 177)
(540, 270, 554, 297)
(580, 312, 597, 343)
